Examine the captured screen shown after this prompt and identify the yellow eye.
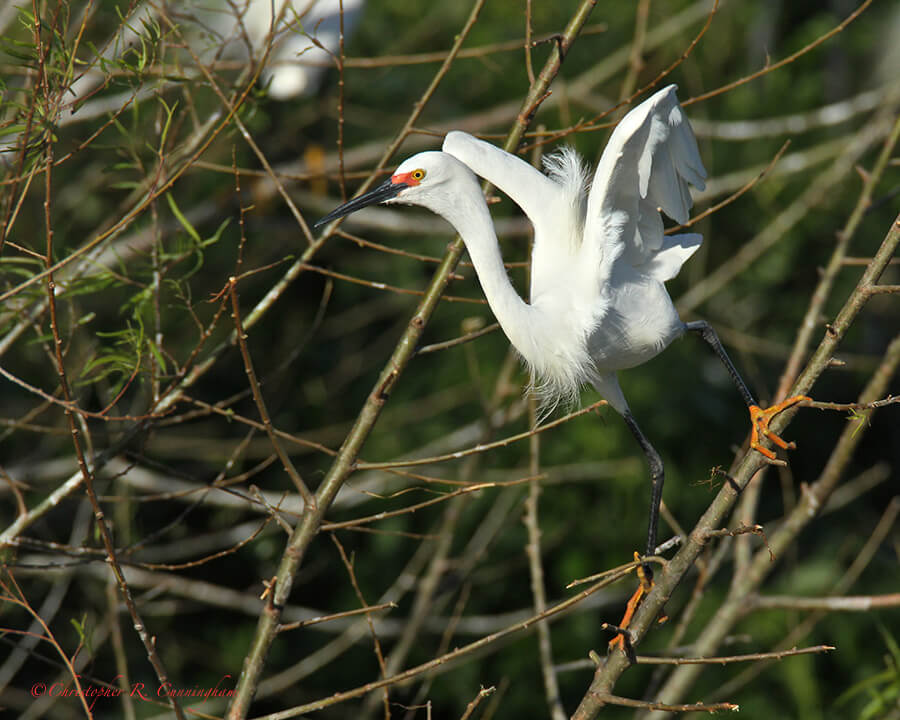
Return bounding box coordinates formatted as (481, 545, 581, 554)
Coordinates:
(411, 169, 426, 181)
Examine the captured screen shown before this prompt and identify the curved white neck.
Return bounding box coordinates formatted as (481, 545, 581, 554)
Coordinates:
(421, 160, 595, 412)
(432, 182, 536, 357)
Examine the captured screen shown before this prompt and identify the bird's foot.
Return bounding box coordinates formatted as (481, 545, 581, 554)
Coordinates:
(606, 553, 653, 660)
(748, 395, 811, 462)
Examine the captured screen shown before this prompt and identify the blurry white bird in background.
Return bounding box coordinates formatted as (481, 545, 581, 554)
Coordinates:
(190, 0, 367, 100)
(0, 0, 364, 126)
(1, 0, 365, 167)
(316, 84, 809, 642)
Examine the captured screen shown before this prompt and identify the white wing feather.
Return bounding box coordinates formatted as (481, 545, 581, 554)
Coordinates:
(585, 84, 707, 275)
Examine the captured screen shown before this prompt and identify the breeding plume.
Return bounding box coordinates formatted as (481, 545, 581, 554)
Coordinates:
(316, 85, 807, 633)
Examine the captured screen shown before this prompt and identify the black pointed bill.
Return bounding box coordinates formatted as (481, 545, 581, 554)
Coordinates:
(314, 178, 408, 228)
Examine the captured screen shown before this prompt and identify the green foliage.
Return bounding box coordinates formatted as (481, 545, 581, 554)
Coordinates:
(836, 626, 900, 719)
(78, 323, 144, 392)
(69, 613, 96, 658)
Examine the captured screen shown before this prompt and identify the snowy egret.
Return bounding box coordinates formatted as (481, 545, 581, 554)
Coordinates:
(316, 85, 808, 641)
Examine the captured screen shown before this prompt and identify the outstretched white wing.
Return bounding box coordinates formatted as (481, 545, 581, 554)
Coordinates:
(584, 85, 707, 281)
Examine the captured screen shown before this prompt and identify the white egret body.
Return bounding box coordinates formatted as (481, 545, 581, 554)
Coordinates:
(316, 85, 807, 570)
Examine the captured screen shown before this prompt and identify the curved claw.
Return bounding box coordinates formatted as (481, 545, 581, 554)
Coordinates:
(748, 395, 811, 460)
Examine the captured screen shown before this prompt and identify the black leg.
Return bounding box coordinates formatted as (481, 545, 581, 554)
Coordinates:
(686, 320, 810, 463)
(685, 320, 757, 408)
(622, 411, 664, 570)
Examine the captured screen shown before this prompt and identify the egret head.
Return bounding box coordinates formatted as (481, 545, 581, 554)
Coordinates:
(314, 151, 465, 227)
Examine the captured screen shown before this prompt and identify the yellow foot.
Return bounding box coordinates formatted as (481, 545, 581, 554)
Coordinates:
(608, 553, 653, 653)
(749, 395, 810, 460)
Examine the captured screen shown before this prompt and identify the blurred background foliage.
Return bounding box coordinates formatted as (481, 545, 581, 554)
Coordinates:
(0, 0, 898, 718)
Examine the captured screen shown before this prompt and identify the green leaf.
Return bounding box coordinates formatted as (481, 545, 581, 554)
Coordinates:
(201, 217, 231, 248)
(70, 615, 87, 644)
(166, 192, 201, 244)
(157, 97, 178, 151)
(147, 340, 168, 374)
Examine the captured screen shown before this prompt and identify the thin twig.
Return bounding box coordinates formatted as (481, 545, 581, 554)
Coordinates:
(0, 569, 94, 719)
(320, 478, 535, 531)
(751, 594, 900, 611)
(356, 400, 606, 470)
(278, 602, 398, 633)
(684, 0, 874, 106)
(460, 686, 497, 720)
(805, 396, 898, 412)
(588, 693, 737, 713)
(525, 375, 566, 720)
(666, 140, 790, 233)
(229, 278, 315, 506)
(331, 533, 392, 719)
